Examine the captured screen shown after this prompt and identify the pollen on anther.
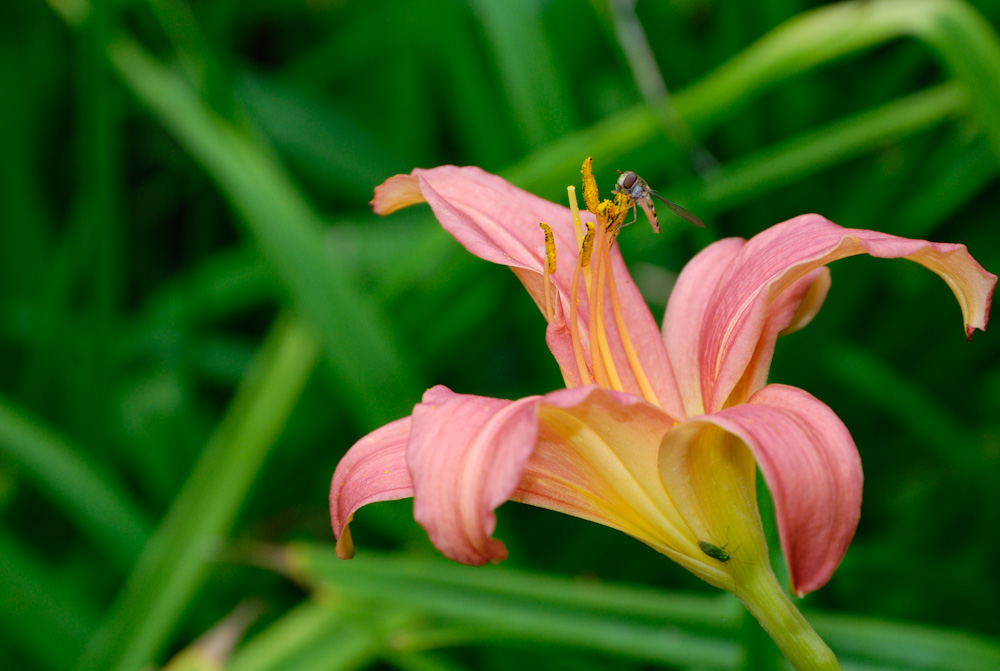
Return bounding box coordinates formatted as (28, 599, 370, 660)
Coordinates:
(580, 221, 596, 268)
(539, 222, 557, 274)
(581, 157, 601, 214)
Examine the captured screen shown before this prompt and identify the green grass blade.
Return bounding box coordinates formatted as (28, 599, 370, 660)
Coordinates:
(281, 544, 741, 668)
(469, 0, 574, 148)
(227, 601, 349, 671)
(621, 83, 968, 254)
(383, 651, 473, 671)
(508, 0, 1000, 195)
(0, 530, 98, 670)
(281, 544, 1000, 670)
(812, 612, 1000, 671)
(0, 34, 52, 295)
(228, 599, 384, 671)
(105, 34, 422, 427)
(821, 342, 979, 470)
(233, 72, 411, 202)
(74, 313, 320, 671)
(693, 83, 967, 215)
(0, 397, 151, 565)
(134, 245, 275, 339)
(278, 545, 1000, 671)
(891, 134, 1000, 239)
(288, 545, 739, 629)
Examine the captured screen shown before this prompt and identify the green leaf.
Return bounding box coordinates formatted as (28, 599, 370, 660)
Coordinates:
(283, 544, 742, 668)
(282, 544, 1000, 670)
(0, 397, 151, 566)
(105, 34, 422, 428)
(0, 529, 98, 670)
(469, 0, 576, 148)
(74, 314, 320, 671)
(508, 0, 1000, 195)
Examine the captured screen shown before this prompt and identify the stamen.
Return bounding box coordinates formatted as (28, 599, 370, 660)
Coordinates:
(569, 185, 593, 295)
(539, 222, 556, 322)
(588, 222, 629, 390)
(581, 157, 601, 213)
(579, 222, 595, 269)
(602, 242, 661, 406)
(588, 223, 625, 392)
(569, 222, 595, 386)
(602, 193, 630, 238)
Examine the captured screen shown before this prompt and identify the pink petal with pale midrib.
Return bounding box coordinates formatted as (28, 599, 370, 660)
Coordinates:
(372, 166, 685, 416)
(666, 214, 996, 414)
(679, 384, 862, 596)
(408, 386, 541, 565)
(331, 382, 699, 570)
(329, 416, 414, 538)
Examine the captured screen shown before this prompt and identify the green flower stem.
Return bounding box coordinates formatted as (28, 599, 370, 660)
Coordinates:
(733, 559, 840, 671)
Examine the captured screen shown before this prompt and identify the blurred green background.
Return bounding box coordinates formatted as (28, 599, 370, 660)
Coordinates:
(2, 0, 999, 669)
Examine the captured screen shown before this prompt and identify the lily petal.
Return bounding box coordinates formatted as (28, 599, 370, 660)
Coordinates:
(661, 384, 862, 596)
(669, 214, 996, 412)
(407, 384, 700, 567)
(333, 382, 731, 583)
(408, 385, 542, 565)
(731, 267, 831, 404)
(329, 416, 414, 559)
(373, 166, 684, 415)
(663, 237, 744, 416)
(515, 387, 727, 586)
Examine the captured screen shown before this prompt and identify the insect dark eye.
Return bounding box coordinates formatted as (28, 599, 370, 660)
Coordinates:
(622, 172, 638, 189)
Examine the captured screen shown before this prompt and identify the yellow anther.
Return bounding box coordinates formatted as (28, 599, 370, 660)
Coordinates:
(579, 221, 595, 268)
(596, 200, 612, 223)
(594, 199, 623, 235)
(539, 222, 557, 274)
(581, 157, 601, 214)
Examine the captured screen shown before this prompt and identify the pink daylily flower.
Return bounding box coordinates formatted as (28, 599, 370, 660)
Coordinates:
(331, 163, 995, 600)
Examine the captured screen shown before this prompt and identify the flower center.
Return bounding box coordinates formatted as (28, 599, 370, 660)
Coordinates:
(542, 158, 661, 406)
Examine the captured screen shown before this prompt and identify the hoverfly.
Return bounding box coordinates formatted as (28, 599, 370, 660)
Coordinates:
(613, 170, 705, 232)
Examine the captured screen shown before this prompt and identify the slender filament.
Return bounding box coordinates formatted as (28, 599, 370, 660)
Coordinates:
(568, 222, 595, 386)
(602, 242, 660, 406)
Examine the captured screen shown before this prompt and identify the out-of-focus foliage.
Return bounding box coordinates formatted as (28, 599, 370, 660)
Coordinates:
(1, 0, 998, 670)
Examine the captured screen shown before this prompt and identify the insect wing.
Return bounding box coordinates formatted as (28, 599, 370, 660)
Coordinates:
(651, 191, 705, 228)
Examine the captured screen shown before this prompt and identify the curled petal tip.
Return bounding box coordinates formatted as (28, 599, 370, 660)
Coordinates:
(409, 389, 539, 566)
(664, 385, 862, 596)
(335, 523, 355, 560)
(371, 174, 425, 215)
(329, 416, 414, 555)
(967, 283, 994, 341)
